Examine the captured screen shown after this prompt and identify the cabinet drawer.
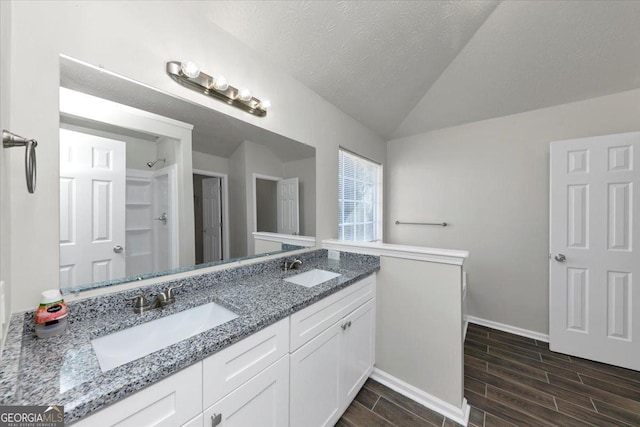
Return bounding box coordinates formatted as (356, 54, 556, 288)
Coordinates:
(71, 362, 202, 427)
(203, 355, 289, 427)
(203, 318, 289, 408)
(290, 274, 376, 351)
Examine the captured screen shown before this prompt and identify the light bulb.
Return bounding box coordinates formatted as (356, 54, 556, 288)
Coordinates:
(258, 99, 271, 111)
(211, 75, 229, 91)
(238, 88, 253, 102)
(180, 61, 200, 78)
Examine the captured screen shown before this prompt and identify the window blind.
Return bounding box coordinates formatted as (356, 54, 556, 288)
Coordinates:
(338, 149, 381, 242)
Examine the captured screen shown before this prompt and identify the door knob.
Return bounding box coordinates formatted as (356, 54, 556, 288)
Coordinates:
(554, 253, 566, 262)
(113, 245, 124, 254)
(154, 212, 168, 225)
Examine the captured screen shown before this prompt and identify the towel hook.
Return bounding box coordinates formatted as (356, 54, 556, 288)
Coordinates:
(2, 130, 37, 193)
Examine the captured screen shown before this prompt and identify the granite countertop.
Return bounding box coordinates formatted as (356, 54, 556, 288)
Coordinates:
(0, 250, 379, 424)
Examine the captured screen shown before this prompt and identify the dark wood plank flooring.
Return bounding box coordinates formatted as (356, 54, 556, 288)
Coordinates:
(337, 323, 640, 426)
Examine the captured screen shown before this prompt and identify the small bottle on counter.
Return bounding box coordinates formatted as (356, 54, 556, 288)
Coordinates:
(35, 289, 68, 338)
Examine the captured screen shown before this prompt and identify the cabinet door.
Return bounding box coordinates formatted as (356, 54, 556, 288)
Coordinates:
(290, 323, 342, 427)
(203, 355, 289, 427)
(341, 299, 376, 406)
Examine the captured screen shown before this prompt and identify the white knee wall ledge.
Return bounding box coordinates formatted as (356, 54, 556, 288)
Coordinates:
(323, 239, 469, 426)
(322, 239, 468, 265)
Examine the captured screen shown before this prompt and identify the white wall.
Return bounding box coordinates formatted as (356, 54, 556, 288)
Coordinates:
(284, 157, 316, 237)
(244, 140, 285, 255)
(126, 139, 159, 171)
(376, 257, 463, 409)
(0, 0, 12, 336)
(192, 151, 229, 176)
(5, 1, 385, 312)
(228, 143, 247, 259)
(255, 179, 278, 233)
(386, 88, 640, 334)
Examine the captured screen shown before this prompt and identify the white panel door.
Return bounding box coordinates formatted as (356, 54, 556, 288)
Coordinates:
(59, 129, 126, 288)
(203, 355, 289, 427)
(202, 177, 222, 262)
(550, 132, 640, 370)
(277, 177, 299, 235)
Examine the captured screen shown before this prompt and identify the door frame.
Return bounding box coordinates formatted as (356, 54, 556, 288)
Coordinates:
(548, 133, 640, 370)
(194, 169, 230, 261)
(60, 87, 195, 270)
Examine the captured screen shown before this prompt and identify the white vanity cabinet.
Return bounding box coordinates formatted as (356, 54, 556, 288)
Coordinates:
(202, 318, 289, 406)
(71, 274, 376, 427)
(201, 318, 290, 427)
(290, 275, 376, 427)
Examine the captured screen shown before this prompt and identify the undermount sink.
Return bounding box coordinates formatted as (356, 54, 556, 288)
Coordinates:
(91, 302, 238, 372)
(284, 269, 341, 288)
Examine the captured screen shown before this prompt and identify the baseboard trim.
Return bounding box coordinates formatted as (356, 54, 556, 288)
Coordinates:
(465, 315, 549, 343)
(370, 368, 470, 426)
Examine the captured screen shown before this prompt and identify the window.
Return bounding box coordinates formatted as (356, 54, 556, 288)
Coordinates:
(338, 149, 382, 242)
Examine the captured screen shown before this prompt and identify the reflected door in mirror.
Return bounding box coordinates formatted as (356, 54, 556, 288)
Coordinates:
(202, 177, 222, 262)
(277, 177, 299, 235)
(59, 129, 126, 288)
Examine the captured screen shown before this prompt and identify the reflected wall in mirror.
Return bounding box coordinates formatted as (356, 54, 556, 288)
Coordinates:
(59, 56, 316, 293)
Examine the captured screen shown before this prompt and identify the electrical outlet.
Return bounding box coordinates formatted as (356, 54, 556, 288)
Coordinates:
(328, 249, 340, 261)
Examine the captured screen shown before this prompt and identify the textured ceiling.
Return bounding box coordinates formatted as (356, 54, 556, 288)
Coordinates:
(60, 57, 315, 161)
(394, 0, 640, 138)
(206, 1, 640, 140)
(205, 0, 500, 138)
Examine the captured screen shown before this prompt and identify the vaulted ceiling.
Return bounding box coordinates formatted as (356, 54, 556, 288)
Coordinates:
(206, 1, 640, 140)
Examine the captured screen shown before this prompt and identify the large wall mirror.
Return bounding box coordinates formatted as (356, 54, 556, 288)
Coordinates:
(59, 56, 316, 293)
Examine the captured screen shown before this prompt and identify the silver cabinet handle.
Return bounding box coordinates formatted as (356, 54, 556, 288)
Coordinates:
(211, 413, 222, 427)
(113, 245, 124, 253)
(554, 254, 566, 262)
(341, 320, 352, 330)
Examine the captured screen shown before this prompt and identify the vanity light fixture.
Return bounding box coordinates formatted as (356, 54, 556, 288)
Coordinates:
(166, 61, 269, 117)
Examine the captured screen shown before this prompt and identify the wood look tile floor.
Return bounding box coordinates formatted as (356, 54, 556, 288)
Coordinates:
(337, 323, 640, 427)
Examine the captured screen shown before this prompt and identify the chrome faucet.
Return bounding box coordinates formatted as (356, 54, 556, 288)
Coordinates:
(283, 258, 303, 271)
(125, 283, 184, 313)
